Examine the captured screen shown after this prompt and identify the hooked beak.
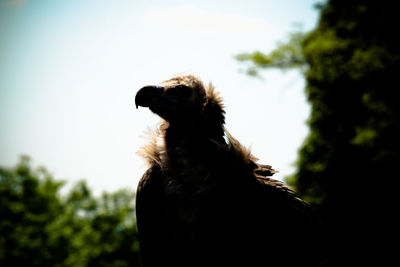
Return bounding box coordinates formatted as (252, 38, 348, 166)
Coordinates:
(135, 85, 165, 109)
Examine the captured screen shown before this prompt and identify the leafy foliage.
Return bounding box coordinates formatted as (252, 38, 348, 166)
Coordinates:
(235, 31, 307, 77)
(0, 156, 140, 267)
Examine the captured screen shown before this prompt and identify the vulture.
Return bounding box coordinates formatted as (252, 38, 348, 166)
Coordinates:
(135, 74, 319, 267)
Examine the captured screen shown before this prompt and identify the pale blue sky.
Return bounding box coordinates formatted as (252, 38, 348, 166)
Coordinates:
(0, 0, 320, 195)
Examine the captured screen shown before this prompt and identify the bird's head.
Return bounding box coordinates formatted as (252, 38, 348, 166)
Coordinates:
(136, 74, 224, 128)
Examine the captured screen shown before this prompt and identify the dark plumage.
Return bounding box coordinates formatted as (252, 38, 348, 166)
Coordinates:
(135, 74, 319, 267)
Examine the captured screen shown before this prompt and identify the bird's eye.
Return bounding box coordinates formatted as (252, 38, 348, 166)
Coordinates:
(177, 85, 192, 97)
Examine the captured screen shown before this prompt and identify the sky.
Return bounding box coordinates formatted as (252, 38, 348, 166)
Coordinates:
(0, 0, 320, 195)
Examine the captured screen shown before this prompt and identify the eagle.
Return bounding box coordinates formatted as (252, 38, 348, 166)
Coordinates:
(135, 74, 319, 267)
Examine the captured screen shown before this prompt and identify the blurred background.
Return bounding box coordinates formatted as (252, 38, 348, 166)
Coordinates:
(1, 0, 399, 266)
(0, 0, 319, 195)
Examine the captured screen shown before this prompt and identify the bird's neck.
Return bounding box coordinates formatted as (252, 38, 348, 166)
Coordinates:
(164, 122, 225, 185)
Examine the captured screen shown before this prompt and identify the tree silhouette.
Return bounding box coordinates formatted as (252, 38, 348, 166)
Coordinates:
(237, 0, 400, 265)
(0, 156, 141, 267)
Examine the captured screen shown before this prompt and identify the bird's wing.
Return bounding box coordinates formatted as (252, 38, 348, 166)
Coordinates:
(254, 163, 279, 177)
(243, 166, 320, 266)
(253, 171, 311, 215)
(136, 165, 167, 267)
(253, 162, 309, 207)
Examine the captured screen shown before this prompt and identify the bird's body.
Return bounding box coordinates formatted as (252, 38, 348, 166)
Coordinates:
(135, 74, 319, 267)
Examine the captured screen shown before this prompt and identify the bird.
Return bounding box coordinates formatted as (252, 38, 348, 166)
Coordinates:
(135, 74, 319, 267)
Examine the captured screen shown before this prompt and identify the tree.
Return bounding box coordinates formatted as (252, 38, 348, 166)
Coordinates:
(236, 31, 307, 77)
(0, 155, 66, 266)
(237, 0, 400, 265)
(0, 156, 141, 267)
